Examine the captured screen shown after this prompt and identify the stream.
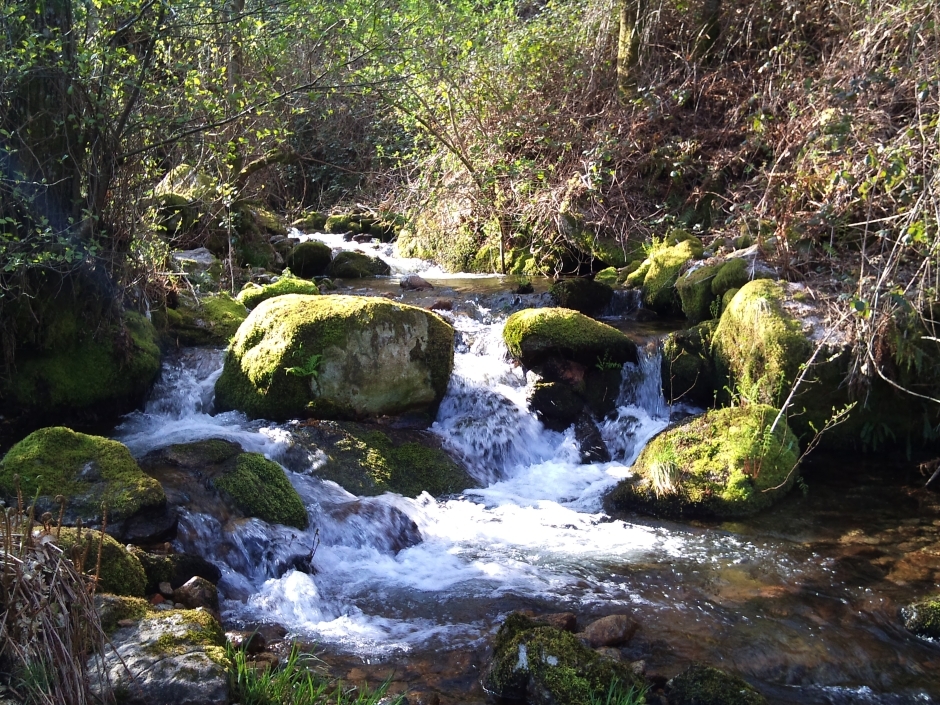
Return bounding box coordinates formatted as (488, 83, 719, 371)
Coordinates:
(114, 234, 940, 704)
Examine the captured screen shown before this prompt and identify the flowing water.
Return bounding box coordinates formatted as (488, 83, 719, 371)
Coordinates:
(115, 237, 940, 704)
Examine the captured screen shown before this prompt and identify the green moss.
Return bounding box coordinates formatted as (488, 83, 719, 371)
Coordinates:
(903, 597, 940, 639)
(676, 263, 723, 324)
(327, 250, 391, 278)
(214, 453, 308, 529)
(661, 321, 718, 406)
(130, 547, 175, 594)
(624, 259, 651, 288)
(594, 267, 619, 287)
(721, 287, 740, 313)
(285, 241, 333, 278)
(144, 608, 226, 657)
(667, 664, 766, 705)
(549, 279, 614, 316)
(712, 280, 811, 407)
(215, 294, 454, 421)
(291, 211, 328, 231)
(95, 595, 153, 633)
(642, 239, 702, 315)
(55, 527, 147, 596)
(8, 311, 161, 413)
(198, 293, 249, 340)
(608, 404, 799, 519)
(0, 427, 165, 521)
(325, 214, 354, 233)
(503, 307, 636, 368)
(483, 617, 645, 704)
(236, 274, 320, 310)
(712, 258, 750, 295)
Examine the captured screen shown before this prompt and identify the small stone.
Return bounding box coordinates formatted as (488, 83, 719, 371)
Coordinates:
(400, 274, 433, 291)
(158, 581, 174, 598)
(595, 647, 622, 661)
(173, 576, 219, 611)
(579, 614, 638, 648)
(226, 630, 267, 655)
(540, 612, 577, 633)
(150, 593, 165, 605)
(630, 659, 647, 676)
(429, 299, 452, 311)
(117, 619, 137, 628)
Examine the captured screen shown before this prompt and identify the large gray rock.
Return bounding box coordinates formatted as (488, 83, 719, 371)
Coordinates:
(215, 294, 455, 421)
(90, 608, 229, 705)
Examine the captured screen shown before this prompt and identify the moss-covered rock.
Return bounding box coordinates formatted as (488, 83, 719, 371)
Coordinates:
(903, 596, 940, 640)
(289, 420, 475, 497)
(712, 280, 811, 407)
(215, 294, 454, 421)
(606, 404, 799, 519)
(56, 527, 147, 596)
(549, 278, 614, 316)
(236, 274, 320, 310)
(95, 594, 153, 633)
(712, 258, 751, 295)
(291, 211, 328, 231)
(0, 427, 165, 530)
(642, 239, 702, 315)
(666, 664, 766, 705)
(594, 267, 619, 287)
(156, 292, 249, 346)
(5, 310, 161, 420)
(676, 262, 724, 324)
(285, 240, 333, 278)
(325, 214, 355, 233)
(327, 250, 391, 278)
(661, 321, 718, 406)
(214, 452, 308, 529)
(482, 613, 646, 704)
(503, 308, 637, 369)
(130, 547, 222, 595)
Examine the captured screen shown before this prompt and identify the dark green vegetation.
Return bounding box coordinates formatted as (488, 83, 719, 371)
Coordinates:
(214, 452, 309, 529)
(666, 665, 766, 705)
(54, 527, 148, 596)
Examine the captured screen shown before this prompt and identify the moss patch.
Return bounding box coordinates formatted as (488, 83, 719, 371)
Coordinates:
(55, 527, 147, 596)
(215, 294, 454, 421)
(641, 239, 702, 315)
(285, 241, 333, 278)
(607, 404, 799, 519)
(712, 279, 811, 407)
(503, 307, 637, 368)
(549, 278, 614, 316)
(903, 596, 940, 640)
(483, 613, 645, 704)
(95, 595, 153, 633)
(661, 321, 718, 406)
(236, 274, 320, 310)
(0, 427, 165, 523)
(667, 664, 766, 705)
(214, 453, 308, 529)
(676, 262, 723, 324)
(327, 250, 391, 278)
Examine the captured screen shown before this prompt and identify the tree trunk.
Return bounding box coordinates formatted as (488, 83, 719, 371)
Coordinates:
(616, 0, 643, 92)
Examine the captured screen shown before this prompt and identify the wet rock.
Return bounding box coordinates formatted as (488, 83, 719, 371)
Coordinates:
(528, 381, 583, 431)
(216, 295, 453, 422)
(574, 414, 611, 464)
(482, 612, 646, 704)
(540, 612, 578, 632)
(285, 420, 475, 499)
(661, 320, 718, 407)
(323, 499, 423, 553)
(328, 250, 391, 278)
(594, 647, 622, 661)
(158, 581, 174, 598)
(401, 274, 434, 291)
(430, 299, 452, 311)
(173, 576, 219, 611)
(131, 546, 223, 594)
(158, 291, 249, 346)
(902, 595, 940, 639)
(286, 240, 332, 278)
(226, 629, 266, 654)
(666, 664, 766, 705)
(549, 278, 614, 316)
(89, 608, 229, 705)
(579, 614, 637, 648)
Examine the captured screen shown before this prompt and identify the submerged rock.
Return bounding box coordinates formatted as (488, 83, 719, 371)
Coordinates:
(236, 273, 320, 310)
(666, 664, 766, 705)
(215, 294, 454, 422)
(606, 405, 799, 519)
(90, 607, 229, 705)
(285, 420, 475, 498)
(0, 427, 170, 542)
(482, 612, 646, 705)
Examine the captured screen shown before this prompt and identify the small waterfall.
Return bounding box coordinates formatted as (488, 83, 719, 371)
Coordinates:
(602, 289, 643, 318)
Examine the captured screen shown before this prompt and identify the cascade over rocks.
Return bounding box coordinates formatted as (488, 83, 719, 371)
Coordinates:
(0, 427, 172, 543)
(606, 404, 799, 519)
(215, 294, 455, 422)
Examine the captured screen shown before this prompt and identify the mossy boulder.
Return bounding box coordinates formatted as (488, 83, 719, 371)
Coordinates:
(482, 613, 646, 704)
(549, 278, 614, 316)
(667, 664, 766, 705)
(661, 320, 718, 406)
(503, 308, 637, 369)
(677, 258, 768, 324)
(214, 452, 308, 529)
(236, 274, 320, 310)
(902, 596, 940, 640)
(325, 214, 355, 233)
(215, 294, 454, 421)
(291, 211, 328, 231)
(287, 420, 475, 497)
(327, 250, 391, 278)
(56, 527, 147, 596)
(641, 239, 703, 315)
(606, 404, 799, 519)
(95, 594, 153, 634)
(593, 267, 619, 287)
(4, 310, 161, 422)
(285, 240, 333, 278)
(0, 427, 166, 536)
(156, 292, 249, 346)
(712, 280, 811, 408)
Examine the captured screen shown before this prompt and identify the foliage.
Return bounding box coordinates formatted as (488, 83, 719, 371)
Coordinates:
(227, 642, 403, 705)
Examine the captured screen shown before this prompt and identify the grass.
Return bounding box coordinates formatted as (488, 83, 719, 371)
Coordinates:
(588, 678, 648, 705)
(227, 642, 405, 705)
